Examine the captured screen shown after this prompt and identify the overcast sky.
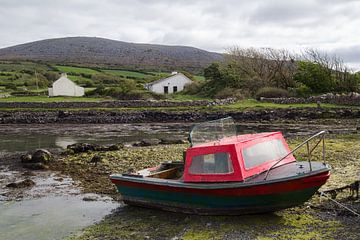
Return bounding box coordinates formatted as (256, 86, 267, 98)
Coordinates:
(0, 0, 359, 69)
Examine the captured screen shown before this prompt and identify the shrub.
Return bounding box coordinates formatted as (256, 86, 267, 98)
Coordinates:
(214, 88, 246, 100)
(183, 81, 204, 95)
(294, 84, 312, 98)
(255, 87, 290, 99)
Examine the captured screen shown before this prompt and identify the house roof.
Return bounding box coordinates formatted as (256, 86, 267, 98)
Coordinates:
(145, 72, 192, 86)
(53, 73, 81, 87)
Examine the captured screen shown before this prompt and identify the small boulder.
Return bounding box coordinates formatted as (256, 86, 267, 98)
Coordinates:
(31, 149, 53, 163)
(6, 179, 35, 188)
(67, 143, 96, 153)
(107, 144, 122, 151)
(20, 154, 32, 163)
(136, 139, 161, 147)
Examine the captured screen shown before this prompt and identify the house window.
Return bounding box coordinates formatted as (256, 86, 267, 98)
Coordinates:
(189, 152, 233, 174)
(164, 86, 169, 94)
(173, 86, 178, 93)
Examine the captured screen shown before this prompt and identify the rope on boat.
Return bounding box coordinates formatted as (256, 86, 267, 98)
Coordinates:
(318, 191, 360, 217)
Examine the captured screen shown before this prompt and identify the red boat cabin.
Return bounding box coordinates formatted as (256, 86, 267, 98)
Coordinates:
(183, 132, 295, 183)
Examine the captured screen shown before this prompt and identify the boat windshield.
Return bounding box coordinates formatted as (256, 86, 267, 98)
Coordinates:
(242, 139, 289, 169)
(189, 117, 237, 146)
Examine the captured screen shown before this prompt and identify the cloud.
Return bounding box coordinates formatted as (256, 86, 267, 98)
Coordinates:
(0, 0, 359, 68)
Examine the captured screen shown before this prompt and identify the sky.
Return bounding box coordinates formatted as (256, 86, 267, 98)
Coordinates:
(0, 0, 359, 69)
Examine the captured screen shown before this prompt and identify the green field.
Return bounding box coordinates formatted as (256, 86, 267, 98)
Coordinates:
(0, 61, 51, 72)
(55, 65, 99, 74)
(103, 70, 151, 79)
(193, 75, 205, 81)
(211, 99, 351, 110)
(0, 95, 109, 102)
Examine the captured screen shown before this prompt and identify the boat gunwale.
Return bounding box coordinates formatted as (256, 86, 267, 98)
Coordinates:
(110, 161, 330, 190)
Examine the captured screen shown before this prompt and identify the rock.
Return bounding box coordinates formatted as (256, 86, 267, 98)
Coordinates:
(6, 179, 35, 188)
(23, 163, 49, 170)
(31, 149, 53, 163)
(20, 154, 32, 163)
(58, 110, 69, 118)
(82, 195, 98, 201)
(22, 171, 36, 176)
(62, 148, 75, 155)
(136, 138, 161, 147)
(67, 143, 96, 153)
(67, 143, 122, 153)
(107, 144, 121, 151)
(160, 137, 187, 145)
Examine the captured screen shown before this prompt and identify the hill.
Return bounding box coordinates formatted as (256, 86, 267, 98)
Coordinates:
(0, 37, 223, 73)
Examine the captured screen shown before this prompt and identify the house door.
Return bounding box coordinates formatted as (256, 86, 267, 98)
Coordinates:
(173, 86, 178, 93)
(164, 86, 169, 94)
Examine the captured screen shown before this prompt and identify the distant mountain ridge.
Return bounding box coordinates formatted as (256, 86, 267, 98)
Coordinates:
(0, 37, 223, 72)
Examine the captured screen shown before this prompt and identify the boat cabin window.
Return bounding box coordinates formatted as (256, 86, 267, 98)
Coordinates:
(242, 139, 288, 169)
(189, 152, 234, 174)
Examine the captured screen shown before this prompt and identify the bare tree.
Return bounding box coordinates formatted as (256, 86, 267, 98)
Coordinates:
(225, 47, 297, 89)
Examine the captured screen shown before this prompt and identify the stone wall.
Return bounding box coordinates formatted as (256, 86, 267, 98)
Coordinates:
(260, 93, 360, 106)
(0, 98, 235, 109)
(1, 108, 360, 124)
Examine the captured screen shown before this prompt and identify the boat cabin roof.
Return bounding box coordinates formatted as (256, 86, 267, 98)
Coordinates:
(183, 131, 295, 183)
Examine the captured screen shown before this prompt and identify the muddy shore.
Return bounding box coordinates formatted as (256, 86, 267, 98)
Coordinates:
(1, 132, 359, 239)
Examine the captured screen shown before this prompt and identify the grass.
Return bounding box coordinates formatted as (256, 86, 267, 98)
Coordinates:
(0, 95, 109, 102)
(193, 75, 205, 81)
(211, 99, 353, 111)
(168, 93, 211, 101)
(55, 65, 99, 74)
(0, 61, 51, 72)
(103, 70, 151, 79)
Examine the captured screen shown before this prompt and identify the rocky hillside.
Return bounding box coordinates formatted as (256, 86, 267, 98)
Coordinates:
(0, 37, 223, 72)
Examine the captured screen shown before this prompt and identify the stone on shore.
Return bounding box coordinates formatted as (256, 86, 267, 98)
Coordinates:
(20, 149, 53, 170)
(6, 179, 35, 188)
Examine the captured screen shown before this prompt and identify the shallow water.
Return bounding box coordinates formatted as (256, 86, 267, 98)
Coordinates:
(0, 196, 119, 240)
(0, 123, 189, 153)
(0, 122, 356, 153)
(0, 168, 120, 240)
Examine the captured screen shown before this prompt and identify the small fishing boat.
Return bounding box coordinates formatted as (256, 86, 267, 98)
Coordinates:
(110, 117, 330, 215)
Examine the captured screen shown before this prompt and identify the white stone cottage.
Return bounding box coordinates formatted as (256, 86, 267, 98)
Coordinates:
(144, 72, 192, 94)
(48, 73, 84, 97)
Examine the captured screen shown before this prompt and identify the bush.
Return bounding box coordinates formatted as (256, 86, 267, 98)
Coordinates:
(294, 84, 312, 98)
(214, 88, 246, 100)
(183, 81, 204, 95)
(255, 87, 290, 99)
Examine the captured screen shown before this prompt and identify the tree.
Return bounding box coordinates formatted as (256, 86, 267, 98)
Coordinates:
(225, 47, 297, 89)
(301, 49, 358, 93)
(294, 61, 333, 93)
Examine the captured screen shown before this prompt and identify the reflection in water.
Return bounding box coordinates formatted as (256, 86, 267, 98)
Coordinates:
(55, 136, 77, 149)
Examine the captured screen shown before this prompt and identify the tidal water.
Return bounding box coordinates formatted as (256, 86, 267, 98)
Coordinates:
(0, 122, 355, 153)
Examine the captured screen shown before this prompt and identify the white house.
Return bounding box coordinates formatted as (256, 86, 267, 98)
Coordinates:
(48, 73, 84, 97)
(144, 72, 192, 94)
